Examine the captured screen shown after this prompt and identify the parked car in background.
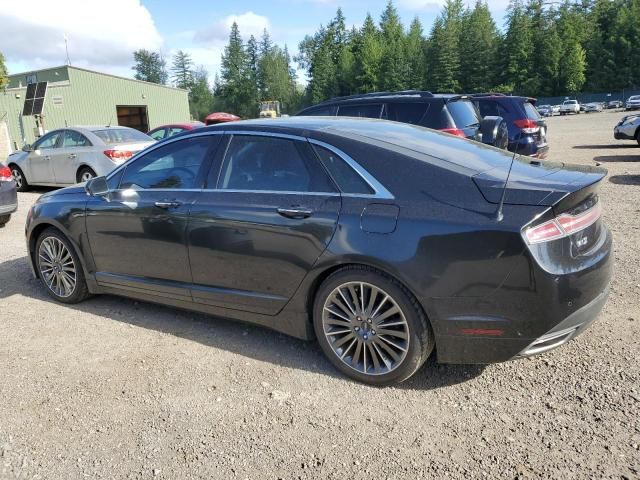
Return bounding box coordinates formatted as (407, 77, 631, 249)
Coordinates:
(147, 122, 204, 141)
(204, 112, 241, 126)
(7, 126, 155, 191)
(560, 99, 580, 115)
(472, 94, 549, 158)
(537, 104, 553, 117)
(552, 105, 561, 115)
(25, 117, 612, 385)
(606, 100, 623, 109)
(0, 162, 17, 227)
(626, 95, 640, 111)
(584, 102, 604, 113)
(296, 91, 509, 150)
(614, 114, 640, 144)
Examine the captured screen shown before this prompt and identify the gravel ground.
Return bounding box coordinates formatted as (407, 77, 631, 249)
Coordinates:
(1, 111, 639, 480)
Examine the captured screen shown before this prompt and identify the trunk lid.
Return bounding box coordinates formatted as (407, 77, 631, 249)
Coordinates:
(473, 158, 607, 206)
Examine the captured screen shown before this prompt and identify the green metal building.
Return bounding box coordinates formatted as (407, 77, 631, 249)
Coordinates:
(0, 65, 189, 151)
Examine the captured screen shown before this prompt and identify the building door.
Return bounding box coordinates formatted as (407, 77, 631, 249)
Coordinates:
(116, 105, 149, 132)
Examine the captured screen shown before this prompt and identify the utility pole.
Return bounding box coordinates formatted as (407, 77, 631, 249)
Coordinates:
(64, 34, 71, 66)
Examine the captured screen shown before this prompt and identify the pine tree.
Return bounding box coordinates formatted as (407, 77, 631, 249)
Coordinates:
(353, 14, 382, 93)
(171, 50, 194, 90)
(189, 67, 214, 121)
(0, 52, 8, 90)
(132, 49, 168, 85)
(458, 1, 499, 92)
(379, 1, 407, 91)
(502, 0, 533, 93)
(219, 22, 255, 117)
(405, 18, 427, 90)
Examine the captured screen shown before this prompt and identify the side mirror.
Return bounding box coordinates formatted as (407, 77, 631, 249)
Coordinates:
(22, 144, 32, 152)
(480, 116, 509, 150)
(85, 176, 109, 196)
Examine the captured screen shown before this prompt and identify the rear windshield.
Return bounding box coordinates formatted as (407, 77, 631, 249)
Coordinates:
(93, 128, 152, 145)
(523, 102, 541, 119)
(446, 101, 480, 128)
(630, 96, 640, 101)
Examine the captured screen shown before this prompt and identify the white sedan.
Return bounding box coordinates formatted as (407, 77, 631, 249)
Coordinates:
(614, 114, 640, 145)
(7, 126, 155, 191)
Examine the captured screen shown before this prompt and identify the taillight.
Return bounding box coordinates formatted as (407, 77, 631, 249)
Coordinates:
(525, 203, 601, 244)
(104, 150, 133, 162)
(513, 119, 540, 134)
(0, 165, 13, 182)
(439, 128, 466, 137)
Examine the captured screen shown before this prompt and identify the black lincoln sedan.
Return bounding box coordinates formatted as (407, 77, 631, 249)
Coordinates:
(25, 117, 612, 385)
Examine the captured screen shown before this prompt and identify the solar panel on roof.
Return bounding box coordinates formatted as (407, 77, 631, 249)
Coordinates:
(25, 83, 37, 100)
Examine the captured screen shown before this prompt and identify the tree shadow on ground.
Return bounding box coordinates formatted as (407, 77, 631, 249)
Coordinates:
(0, 256, 485, 391)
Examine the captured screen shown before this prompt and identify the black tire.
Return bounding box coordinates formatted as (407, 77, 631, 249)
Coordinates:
(10, 165, 29, 192)
(636, 129, 640, 146)
(313, 266, 434, 386)
(77, 167, 97, 184)
(0, 214, 10, 227)
(35, 227, 90, 304)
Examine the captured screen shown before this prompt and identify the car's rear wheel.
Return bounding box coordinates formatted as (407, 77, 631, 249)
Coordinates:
(77, 167, 96, 183)
(636, 129, 640, 146)
(36, 228, 89, 304)
(10, 165, 28, 192)
(313, 266, 434, 385)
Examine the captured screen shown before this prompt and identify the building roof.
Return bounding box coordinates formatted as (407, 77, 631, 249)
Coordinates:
(8, 65, 188, 92)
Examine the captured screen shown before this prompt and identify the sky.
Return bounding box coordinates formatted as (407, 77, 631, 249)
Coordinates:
(0, 0, 511, 85)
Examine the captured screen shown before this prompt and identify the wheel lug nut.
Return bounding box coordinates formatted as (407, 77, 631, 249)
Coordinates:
(355, 327, 360, 331)
(363, 335, 368, 340)
(367, 318, 372, 323)
(371, 330, 376, 335)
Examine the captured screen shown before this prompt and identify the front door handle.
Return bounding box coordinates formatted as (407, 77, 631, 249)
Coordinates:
(69, 153, 77, 159)
(277, 207, 313, 219)
(44, 156, 51, 161)
(154, 200, 182, 209)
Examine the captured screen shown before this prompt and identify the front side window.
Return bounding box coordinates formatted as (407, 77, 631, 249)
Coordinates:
(217, 135, 336, 193)
(168, 127, 186, 137)
(63, 130, 92, 148)
(34, 131, 62, 150)
(119, 137, 211, 190)
(149, 128, 166, 141)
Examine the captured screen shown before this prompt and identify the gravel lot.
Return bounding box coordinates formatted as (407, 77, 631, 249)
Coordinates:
(1, 111, 639, 480)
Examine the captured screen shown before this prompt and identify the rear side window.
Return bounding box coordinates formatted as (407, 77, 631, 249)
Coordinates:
(94, 128, 152, 145)
(523, 102, 541, 120)
(217, 135, 336, 193)
(312, 145, 374, 195)
(383, 103, 428, 125)
(446, 101, 480, 128)
(337, 103, 383, 119)
(420, 103, 451, 129)
(63, 130, 92, 147)
(298, 105, 337, 116)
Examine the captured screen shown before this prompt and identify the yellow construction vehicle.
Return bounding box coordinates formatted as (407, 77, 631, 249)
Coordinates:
(259, 100, 281, 119)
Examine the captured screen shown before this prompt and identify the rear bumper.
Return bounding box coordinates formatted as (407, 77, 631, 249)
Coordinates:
(0, 202, 17, 215)
(509, 138, 549, 157)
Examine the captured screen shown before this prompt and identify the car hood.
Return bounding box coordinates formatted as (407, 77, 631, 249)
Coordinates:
(38, 184, 87, 202)
(473, 159, 607, 206)
(7, 150, 28, 162)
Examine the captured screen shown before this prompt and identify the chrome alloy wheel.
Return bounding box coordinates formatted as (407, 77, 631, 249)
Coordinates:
(11, 168, 23, 189)
(322, 281, 409, 375)
(38, 236, 77, 298)
(80, 170, 94, 182)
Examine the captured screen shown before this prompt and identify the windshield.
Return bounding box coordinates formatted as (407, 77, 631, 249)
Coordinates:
(629, 96, 640, 101)
(93, 128, 152, 145)
(564, 100, 577, 105)
(447, 100, 479, 128)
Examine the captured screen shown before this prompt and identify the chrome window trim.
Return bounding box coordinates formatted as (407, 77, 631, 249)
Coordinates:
(106, 129, 394, 200)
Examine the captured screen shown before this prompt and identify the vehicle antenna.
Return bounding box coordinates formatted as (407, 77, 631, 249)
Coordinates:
(495, 131, 522, 222)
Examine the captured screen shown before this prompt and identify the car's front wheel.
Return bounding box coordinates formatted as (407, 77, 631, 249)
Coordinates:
(35, 228, 89, 304)
(313, 266, 434, 385)
(0, 214, 10, 227)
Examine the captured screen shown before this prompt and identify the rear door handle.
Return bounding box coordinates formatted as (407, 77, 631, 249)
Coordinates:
(154, 200, 182, 209)
(44, 156, 51, 161)
(277, 207, 313, 219)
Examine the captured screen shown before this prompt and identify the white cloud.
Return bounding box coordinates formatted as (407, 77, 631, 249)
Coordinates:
(195, 11, 271, 45)
(0, 0, 163, 73)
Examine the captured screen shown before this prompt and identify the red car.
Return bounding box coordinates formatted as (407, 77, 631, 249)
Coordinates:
(147, 122, 205, 141)
(204, 112, 241, 125)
